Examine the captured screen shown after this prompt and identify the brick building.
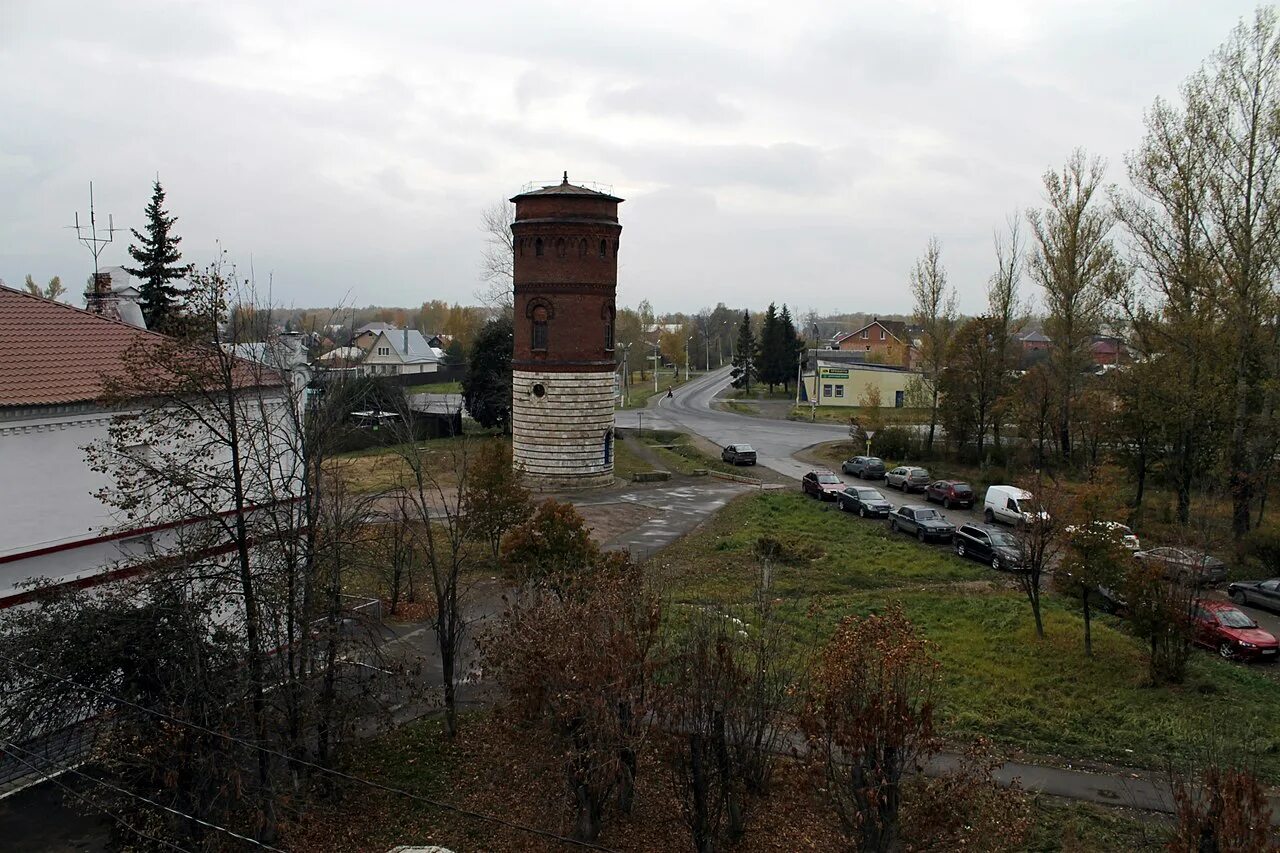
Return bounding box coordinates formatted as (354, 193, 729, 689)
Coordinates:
(832, 318, 916, 368)
(509, 174, 622, 488)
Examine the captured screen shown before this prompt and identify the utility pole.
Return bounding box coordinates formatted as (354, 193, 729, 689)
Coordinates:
(686, 335, 692, 381)
(795, 347, 805, 406)
(651, 340, 661, 393)
(619, 342, 631, 407)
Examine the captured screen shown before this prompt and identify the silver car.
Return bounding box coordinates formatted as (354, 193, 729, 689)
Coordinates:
(885, 466, 930, 493)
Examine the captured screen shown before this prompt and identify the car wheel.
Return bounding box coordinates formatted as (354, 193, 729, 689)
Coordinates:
(956, 542, 966, 557)
(984, 508, 995, 524)
(858, 506, 866, 518)
(918, 528, 926, 543)
(1231, 590, 1247, 605)
(1219, 642, 1236, 660)
(944, 497, 952, 509)
(992, 557, 1001, 571)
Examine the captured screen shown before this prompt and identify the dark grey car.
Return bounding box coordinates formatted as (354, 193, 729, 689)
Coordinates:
(1134, 546, 1229, 586)
(888, 504, 955, 543)
(1229, 578, 1280, 611)
(836, 486, 892, 518)
(954, 523, 1022, 571)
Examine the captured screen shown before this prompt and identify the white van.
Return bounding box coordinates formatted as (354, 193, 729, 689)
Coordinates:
(983, 485, 1049, 526)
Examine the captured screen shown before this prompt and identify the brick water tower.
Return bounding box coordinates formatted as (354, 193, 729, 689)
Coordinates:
(510, 173, 622, 489)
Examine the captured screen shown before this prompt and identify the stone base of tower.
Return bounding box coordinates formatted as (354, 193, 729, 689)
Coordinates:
(512, 370, 617, 490)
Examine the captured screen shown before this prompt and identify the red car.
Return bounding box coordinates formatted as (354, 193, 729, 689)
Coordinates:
(1191, 600, 1279, 661)
(925, 480, 975, 510)
(802, 470, 845, 501)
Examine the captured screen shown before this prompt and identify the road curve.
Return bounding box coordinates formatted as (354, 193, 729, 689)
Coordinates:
(615, 367, 849, 480)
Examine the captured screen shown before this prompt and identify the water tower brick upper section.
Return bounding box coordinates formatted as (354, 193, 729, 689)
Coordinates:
(510, 180, 622, 372)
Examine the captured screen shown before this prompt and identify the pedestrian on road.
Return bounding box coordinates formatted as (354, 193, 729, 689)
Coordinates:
(667, 388, 674, 399)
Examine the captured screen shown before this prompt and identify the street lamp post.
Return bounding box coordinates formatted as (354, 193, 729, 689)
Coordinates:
(686, 335, 692, 381)
(651, 340, 661, 394)
(619, 342, 632, 407)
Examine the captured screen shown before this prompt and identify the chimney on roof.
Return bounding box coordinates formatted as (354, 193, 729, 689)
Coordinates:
(403, 328, 408, 354)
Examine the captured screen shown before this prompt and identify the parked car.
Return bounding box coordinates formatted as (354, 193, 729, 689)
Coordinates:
(1190, 600, 1279, 661)
(953, 523, 1022, 570)
(1134, 546, 1229, 586)
(982, 485, 1049, 526)
(1064, 520, 1140, 551)
(836, 486, 892, 518)
(802, 470, 845, 501)
(885, 466, 930, 492)
(888, 504, 956, 543)
(721, 444, 757, 466)
(842, 456, 886, 479)
(1228, 578, 1280, 612)
(925, 480, 975, 509)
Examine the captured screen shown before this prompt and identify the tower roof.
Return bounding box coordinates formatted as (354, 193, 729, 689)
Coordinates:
(511, 172, 623, 203)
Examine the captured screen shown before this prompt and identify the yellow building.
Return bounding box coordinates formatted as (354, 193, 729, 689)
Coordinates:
(801, 361, 919, 407)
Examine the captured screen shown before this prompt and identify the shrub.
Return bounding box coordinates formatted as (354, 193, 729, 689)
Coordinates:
(753, 535, 824, 566)
(872, 425, 918, 461)
(1240, 528, 1280, 579)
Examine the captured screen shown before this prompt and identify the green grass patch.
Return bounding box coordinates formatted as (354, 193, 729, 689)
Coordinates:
(657, 489, 1280, 781)
(788, 405, 930, 425)
(1026, 800, 1163, 851)
(621, 370, 702, 409)
(405, 380, 463, 395)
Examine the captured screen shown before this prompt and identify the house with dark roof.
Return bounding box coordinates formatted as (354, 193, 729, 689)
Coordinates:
(0, 285, 297, 607)
(831, 318, 916, 368)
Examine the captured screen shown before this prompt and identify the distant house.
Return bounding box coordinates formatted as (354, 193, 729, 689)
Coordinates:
(223, 333, 312, 395)
(1090, 336, 1127, 367)
(362, 329, 442, 376)
(1019, 330, 1051, 353)
(353, 322, 398, 351)
(831, 318, 915, 368)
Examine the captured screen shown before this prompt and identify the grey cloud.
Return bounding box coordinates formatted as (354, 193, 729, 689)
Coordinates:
(588, 81, 742, 124)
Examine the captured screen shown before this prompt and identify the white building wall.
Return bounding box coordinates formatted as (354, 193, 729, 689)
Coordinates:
(512, 371, 615, 489)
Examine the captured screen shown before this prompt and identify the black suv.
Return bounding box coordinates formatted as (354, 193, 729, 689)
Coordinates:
(842, 456, 886, 479)
(954, 524, 1022, 571)
(721, 444, 757, 466)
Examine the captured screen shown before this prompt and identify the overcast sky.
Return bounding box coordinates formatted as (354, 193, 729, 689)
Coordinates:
(0, 1, 1263, 316)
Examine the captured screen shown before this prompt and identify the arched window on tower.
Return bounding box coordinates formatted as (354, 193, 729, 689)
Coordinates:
(578, 238, 588, 258)
(532, 305, 549, 351)
(535, 238, 544, 257)
(603, 305, 615, 351)
(603, 429, 614, 465)
(599, 239, 607, 259)
(556, 238, 566, 258)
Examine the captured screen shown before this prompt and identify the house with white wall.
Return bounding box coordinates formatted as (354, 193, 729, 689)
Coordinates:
(0, 285, 298, 608)
(361, 328, 442, 377)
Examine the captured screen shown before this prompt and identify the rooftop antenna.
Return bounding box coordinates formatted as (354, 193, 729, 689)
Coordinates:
(70, 181, 119, 281)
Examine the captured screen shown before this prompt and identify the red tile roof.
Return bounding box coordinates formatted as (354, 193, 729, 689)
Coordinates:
(0, 285, 277, 408)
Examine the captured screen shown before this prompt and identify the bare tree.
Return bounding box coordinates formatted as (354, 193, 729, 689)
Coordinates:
(1167, 723, 1276, 852)
(393, 423, 478, 738)
(1011, 477, 1063, 641)
(909, 237, 957, 453)
(987, 217, 1027, 451)
(477, 199, 515, 316)
(1027, 148, 1122, 463)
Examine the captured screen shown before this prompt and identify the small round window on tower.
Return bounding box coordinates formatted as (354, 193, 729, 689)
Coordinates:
(531, 383, 546, 398)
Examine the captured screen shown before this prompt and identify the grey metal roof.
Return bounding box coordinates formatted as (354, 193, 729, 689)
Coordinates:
(378, 329, 441, 364)
(511, 172, 623, 202)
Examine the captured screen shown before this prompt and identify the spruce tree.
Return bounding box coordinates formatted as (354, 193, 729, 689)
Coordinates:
(779, 304, 804, 393)
(758, 302, 781, 391)
(124, 179, 189, 331)
(729, 311, 758, 393)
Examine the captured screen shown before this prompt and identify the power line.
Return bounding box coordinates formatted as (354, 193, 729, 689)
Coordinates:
(0, 743, 193, 853)
(0, 736, 282, 851)
(0, 652, 619, 852)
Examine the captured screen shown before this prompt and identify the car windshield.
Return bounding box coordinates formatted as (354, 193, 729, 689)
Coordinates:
(736, 445, 753, 453)
(915, 509, 939, 520)
(1217, 609, 1257, 629)
(911, 470, 929, 478)
(867, 458, 883, 466)
(989, 530, 1018, 548)
(858, 489, 885, 501)
(952, 484, 973, 494)
(818, 474, 841, 484)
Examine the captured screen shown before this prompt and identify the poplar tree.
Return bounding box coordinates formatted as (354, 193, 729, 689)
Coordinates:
(124, 179, 189, 331)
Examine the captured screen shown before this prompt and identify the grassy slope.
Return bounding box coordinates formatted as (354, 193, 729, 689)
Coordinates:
(657, 490, 1280, 780)
(404, 380, 463, 395)
(787, 405, 931, 425)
